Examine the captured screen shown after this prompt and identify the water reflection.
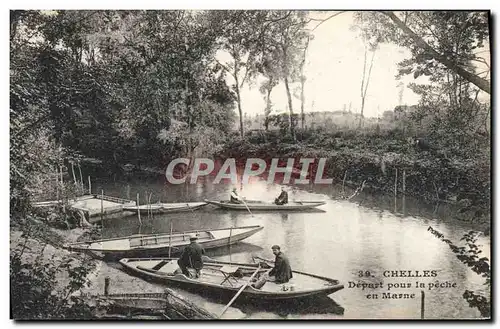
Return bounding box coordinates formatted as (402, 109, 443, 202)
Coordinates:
(94, 173, 488, 319)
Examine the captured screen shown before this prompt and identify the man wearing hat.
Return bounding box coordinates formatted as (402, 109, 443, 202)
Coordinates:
(177, 233, 205, 278)
(268, 245, 293, 283)
(274, 186, 289, 205)
(230, 187, 243, 204)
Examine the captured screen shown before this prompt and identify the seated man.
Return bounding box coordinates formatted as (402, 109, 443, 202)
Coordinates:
(230, 187, 243, 204)
(251, 245, 293, 289)
(177, 234, 205, 278)
(268, 245, 292, 283)
(274, 186, 289, 205)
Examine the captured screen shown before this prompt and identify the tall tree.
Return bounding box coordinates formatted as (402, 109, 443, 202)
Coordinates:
(209, 11, 270, 138)
(262, 11, 311, 141)
(355, 11, 490, 94)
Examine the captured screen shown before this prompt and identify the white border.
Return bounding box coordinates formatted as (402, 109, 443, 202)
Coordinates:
(2, 1, 497, 329)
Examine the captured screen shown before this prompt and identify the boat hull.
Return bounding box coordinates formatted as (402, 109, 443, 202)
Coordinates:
(123, 202, 208, 214)
(206, 200, 326, 211)
(65, 225, 263, 258)
(119, 258, 344, 302)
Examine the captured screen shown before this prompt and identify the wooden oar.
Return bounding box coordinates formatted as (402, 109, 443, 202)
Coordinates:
(241, 198, 253, 217)
(185, 203, 196, 214)
(218, 264, 261, 318)
(252, 255, 274, 265)
(168, 221, 173, 258)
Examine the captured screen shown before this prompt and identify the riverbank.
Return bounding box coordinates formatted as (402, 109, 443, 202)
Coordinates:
(10, 218, 244, 319)
(218, 131, 490, 226)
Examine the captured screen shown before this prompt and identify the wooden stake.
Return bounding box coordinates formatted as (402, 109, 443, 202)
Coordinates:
(394, 168, 398, 197)
(56, 170, 60, 201)
(402, 169, 406, 194)
(71, 162, 77, 187)
(402, 169, 406, 216)
(229, 227, 233, 264)
(342, 170, 347, 194)
(168, 221, 173, 258)
(60, 166, 65, 213)
(145, 193, 149, 220)
(420, 290, 425, 319)
(88, 176, 92, 195)
(78, 163, 84, 192)
(136, 193, 142, 224)
(104, 276, 110, 296)
(148, 193, 153, 219)
(100, 189, 104, 223)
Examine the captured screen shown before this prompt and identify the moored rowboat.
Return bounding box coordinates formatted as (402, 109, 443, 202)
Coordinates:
(206, 200, 326, 211)
(64, 225, 263, 258)
(119, 257, 343, 301)
(123, 202, 208, 214)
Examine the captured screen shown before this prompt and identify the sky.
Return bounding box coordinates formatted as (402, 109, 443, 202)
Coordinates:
(218, 11, 488, 119)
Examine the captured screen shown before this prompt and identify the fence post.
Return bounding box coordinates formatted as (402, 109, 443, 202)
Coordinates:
(420, 290, 425, 319)
(104, 276, 110, 296)
(402, 169, 406, 194)
(168, 221, 173, 258)
(394, 168, 398, 197)
(100, 189, 104, 224)
(137, 193, 142, 224)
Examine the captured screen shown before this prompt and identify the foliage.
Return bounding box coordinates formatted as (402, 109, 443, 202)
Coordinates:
(258, 11, 311, 140)
(10, 218, 98, 319)
(427, 226, 490, 318)
(354, 11, 489, 90)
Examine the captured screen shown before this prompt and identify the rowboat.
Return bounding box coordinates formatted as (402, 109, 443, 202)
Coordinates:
(206, 200, 326, 211)
(123, 202, 208, 214)
(119, 257, 343, 301)
(64, 225, 263, 258)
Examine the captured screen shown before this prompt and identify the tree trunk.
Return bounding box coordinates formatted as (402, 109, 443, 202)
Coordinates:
(300, 76, 305, 129)
(284, 75, 296, 141)
(299, 38, 310, 130)
(383, 11, 490, 94)
(359, 46, 368, 129)
(264, 87, 272, 131)
(235, 86, 244, 138)
(234, 68, 244, 138)
(359, 46, 376, 129)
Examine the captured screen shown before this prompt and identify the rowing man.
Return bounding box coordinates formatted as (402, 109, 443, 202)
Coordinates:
(230, 187, 243, 204)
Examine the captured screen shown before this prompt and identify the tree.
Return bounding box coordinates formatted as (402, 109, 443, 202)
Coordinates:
(355, 11, 490, 155)
(355, 11, 490, 94)
(353, 25, 378, 128)
(261, 11, 311, 141)
(259, 76, 278, 131)
(209, 11, 271, 138)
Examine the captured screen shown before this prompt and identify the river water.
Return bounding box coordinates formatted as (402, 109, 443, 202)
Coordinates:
(91, 172, 489, 319)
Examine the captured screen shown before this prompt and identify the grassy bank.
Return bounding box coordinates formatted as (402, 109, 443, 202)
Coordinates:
(219, 129, 490, 224)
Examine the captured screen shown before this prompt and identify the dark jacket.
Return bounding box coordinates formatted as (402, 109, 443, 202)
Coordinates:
(275, 191, 288, 205)
(269, 252, 293, 283)
(230, 191, 242, 204)
(178, 242, 205, 270)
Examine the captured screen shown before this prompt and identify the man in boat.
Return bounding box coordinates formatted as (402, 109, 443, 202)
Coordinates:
(177, 234, 205, 278)
(268, 245, 292, 283)
(252, 245, 293, 289)
(230, 187, 243, 204)
(274, 186, 289, 205)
